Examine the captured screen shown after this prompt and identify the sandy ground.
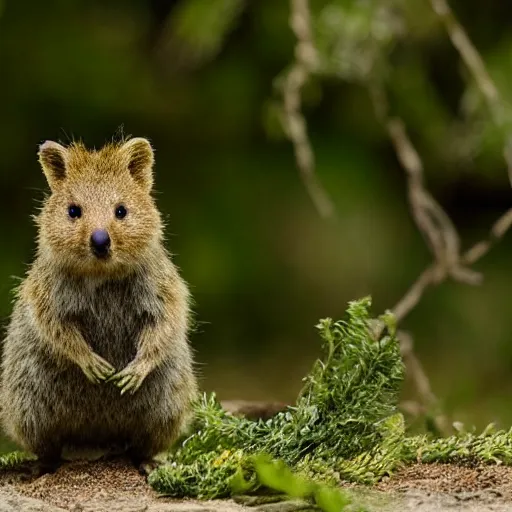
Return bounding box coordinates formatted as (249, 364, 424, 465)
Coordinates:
(3, 459, 512, 511)
(366, 462, 512, 511)
(0, 459, 248, 511)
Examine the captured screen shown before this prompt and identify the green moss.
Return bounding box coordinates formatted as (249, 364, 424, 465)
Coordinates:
(149, 297, 405, 502)
(0, 451, 36, 469)
(404, 424, 512, 465)
(148, 298, 512, 504)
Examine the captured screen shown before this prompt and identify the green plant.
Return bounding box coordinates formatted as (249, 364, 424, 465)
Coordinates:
(149, 297, 404, 498)
(5, 297, 512, 506)
(0, 451, 36, 469)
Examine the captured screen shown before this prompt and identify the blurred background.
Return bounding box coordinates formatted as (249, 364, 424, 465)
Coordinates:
(0, 0, 512, 437)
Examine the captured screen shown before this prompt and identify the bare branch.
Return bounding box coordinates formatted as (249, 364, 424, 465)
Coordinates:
(283, 0, 512, 426)
(430, 0, 512, 185)
(282, 0, 336, 220)
(373, 93, 512, 324)
(462, 208, 512, 265)
(382, 1, 512, 325)
(370, 80, 512, 423)
(387, 118, 462, 268)
(391, 265, 440, 324)
(430, 0, 499, 109)
(399, 330, 450, 434)
(371, 84, 482, 304)
(398, 331, 436, 406)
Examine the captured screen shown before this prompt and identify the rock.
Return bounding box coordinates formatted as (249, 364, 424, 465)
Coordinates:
(220, 400, 289, 420)
(0, 487, 66, 511)
(68, 496, 249, 511)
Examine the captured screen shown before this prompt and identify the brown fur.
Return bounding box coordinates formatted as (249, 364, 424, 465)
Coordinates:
(1, 137, 197, 463)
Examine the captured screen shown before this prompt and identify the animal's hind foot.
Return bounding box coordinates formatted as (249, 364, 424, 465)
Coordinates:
(33, 443, 62, 476)
(136, 459, 159, 476)
(34, 458, 61, 476)
(11, 458, 61, 480)
(126, 447, 158, 476)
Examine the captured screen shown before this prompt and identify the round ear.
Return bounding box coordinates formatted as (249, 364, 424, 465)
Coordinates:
(121, 138, 155, 191)
(38, 141, 68, 190)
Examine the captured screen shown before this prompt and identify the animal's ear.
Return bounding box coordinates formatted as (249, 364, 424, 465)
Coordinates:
(38, 141, 68, 189)
(121, 137, 154, 191)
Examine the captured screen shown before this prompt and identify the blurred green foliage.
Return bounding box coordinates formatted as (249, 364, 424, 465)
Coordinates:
(248, 455, 356, 511)
(1, 0, 512, 437)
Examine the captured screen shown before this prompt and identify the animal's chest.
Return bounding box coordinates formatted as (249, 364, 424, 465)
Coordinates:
(59, 277, 155, 368)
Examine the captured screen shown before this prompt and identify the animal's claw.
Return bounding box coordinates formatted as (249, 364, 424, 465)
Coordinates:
(108, 362, 148, 395)
(81, 353, 115, 383)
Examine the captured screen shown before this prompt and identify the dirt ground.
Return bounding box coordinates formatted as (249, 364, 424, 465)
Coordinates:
(0, 458, 249, 511)
(3, 459, 512, 511)
(372, 462, 512, 511)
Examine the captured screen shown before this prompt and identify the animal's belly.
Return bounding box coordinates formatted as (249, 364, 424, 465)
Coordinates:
(75, 317, 142, 370)
(39, 350, 165, 431)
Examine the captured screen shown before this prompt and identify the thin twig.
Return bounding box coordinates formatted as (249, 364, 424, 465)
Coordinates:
(392, 208, 512, 323)
(282, 0, 336, 219)
(369, 85, 461, 270)
(371, 83, 483, 324)
(386, 0, 512, 324)
(430, 0, 512, 185)
(463, 208, 512, 264)
(398, 331, 437, 407)
(283, 0, 512, 428)
(398, 329, 451, 433)
(430, 0, 499, 109)
(391, 265, 441, 325)
(370, 77, 512, 428)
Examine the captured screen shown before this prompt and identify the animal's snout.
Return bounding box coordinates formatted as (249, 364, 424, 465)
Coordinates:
(90, 229, 111, 258)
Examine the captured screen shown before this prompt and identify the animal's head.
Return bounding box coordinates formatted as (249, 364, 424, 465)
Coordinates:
(36, 137, 163, 277)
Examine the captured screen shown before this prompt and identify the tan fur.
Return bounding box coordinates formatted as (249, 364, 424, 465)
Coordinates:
(1, 137, 197, 462)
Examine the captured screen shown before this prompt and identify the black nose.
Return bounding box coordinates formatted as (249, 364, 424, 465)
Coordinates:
(90, 229, 111, 258)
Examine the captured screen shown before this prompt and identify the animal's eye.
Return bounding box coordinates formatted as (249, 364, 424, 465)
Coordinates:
(68, 205, 82, 219)
(115, 205, 127, 220)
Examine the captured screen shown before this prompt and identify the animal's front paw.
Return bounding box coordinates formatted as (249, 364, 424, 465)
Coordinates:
(107, 361, 150, 395)
(80, 352, 115, 383)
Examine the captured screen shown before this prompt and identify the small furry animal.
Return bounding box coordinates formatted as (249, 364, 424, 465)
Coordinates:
(1, 137, 197, 465)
